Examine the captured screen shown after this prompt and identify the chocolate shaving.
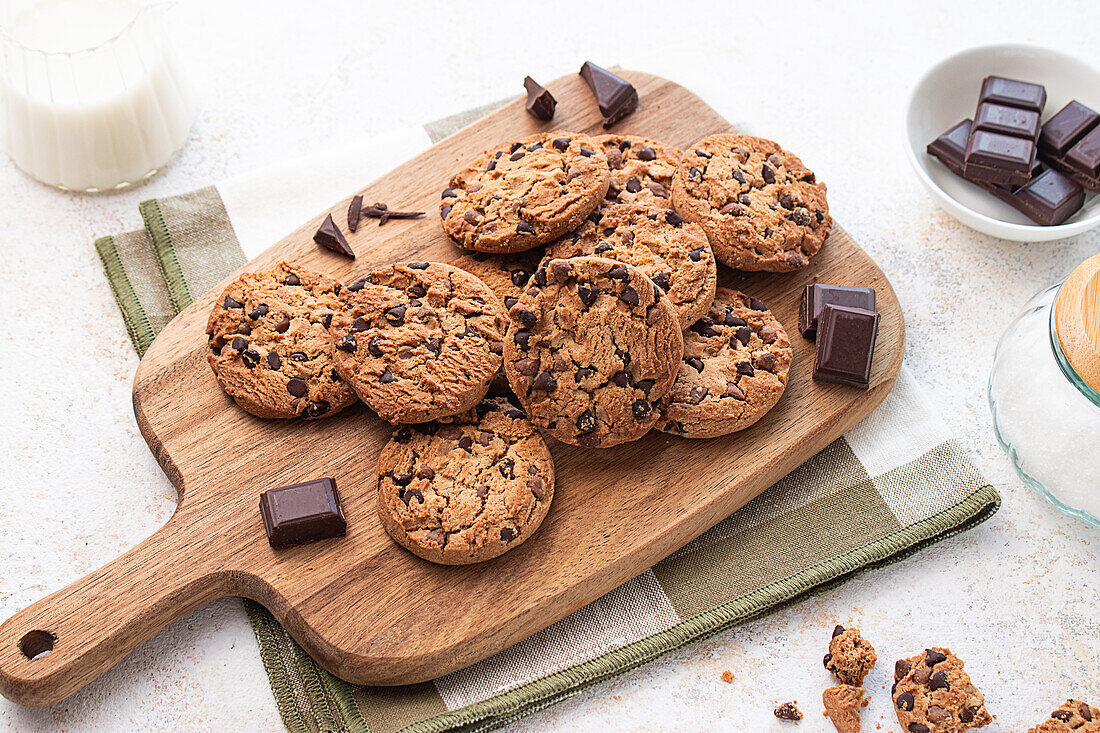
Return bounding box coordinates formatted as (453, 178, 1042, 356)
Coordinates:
(347, 194, 363, 232)
(360, 202, 425, 226)
(314, 213, 355, 258)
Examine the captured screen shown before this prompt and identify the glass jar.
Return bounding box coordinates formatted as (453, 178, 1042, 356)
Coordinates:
(0, 0, 195, 192)
(989, 253, 1100, 527)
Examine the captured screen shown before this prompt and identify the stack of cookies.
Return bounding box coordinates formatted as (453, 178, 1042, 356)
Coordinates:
(205, 126, 832, 564)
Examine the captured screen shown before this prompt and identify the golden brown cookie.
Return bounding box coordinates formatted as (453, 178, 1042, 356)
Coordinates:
(503, 256, 683, 448)
(206, 261, 357, 420)
(440, 132, 610, 252)
(823, 685, 868, 733)
(671, 133, 831, 272)
(1028, 700, 1100, 733)
(330, 262, 506, 423)
(547, 200, 717, 330)
(376, 396, 554, 565)
(825, 625, 877, 687)
(892, 648, 992, 733)
(658, 288, 791, 438)
(595, 134, 681, 206)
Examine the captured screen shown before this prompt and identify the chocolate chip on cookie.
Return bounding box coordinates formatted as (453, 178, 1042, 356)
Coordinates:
(503, 256, 683, 448)
(440, 132, 610, 253)
(547, 201, 716, 330)
(671, 133, 832, 272)
(376, 396, 554, 564)
(659, 288, 791, 438)
(824, 625, 877, 687)
(594, 134, 681, 205)
(1028, 699, 1100, 733)
(892, 648, 992, 733)
(330, 262, 507, 423)
(450, 249, 548, 312)
(206, 261, 357, 419)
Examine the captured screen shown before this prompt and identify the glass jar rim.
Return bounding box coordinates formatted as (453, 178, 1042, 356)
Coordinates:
(0, 2, 164, 57)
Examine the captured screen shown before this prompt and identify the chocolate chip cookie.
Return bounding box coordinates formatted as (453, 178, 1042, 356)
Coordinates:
(376, 396, 554, 564)
(547, 201, 717, 330)
(596, 134, 680, 205)
(206, 261, 357, 420)
(503, 256, 683, 448)
(825, 625, 877, 687)
(330, 262, 507, 423)
(823, 685, 868, 733)
(658, 288, 791, 439)
(671, 133, 831, 272)
(892, 648, 993, 733)
(1028, 700, 1100, 733)
(450, 249, 547, 312)
(441, 132, 610, 253)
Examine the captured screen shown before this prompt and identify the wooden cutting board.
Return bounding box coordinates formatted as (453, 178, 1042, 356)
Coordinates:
(0, 70, 904, 707)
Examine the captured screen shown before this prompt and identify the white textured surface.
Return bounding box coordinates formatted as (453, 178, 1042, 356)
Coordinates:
(0, 1, 1097, 731)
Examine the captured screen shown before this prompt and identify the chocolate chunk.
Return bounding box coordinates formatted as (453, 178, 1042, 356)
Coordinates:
(516, 309, 538, 328)
(620, 286, 639, 306)
(523, 75, 556, 120)
(734, 326, 752, 345)
(813, 304, 879, 389)
(687, 356, 704, 372)
(287, 378, 308, 397)
(531, 371, 557, 392)
(578, 61, 638, 127)
(322, 313, 333, 329)
(552, 137, 570, 152)
(979, 75, 1046, 112)
(259, 477, 346, 548)
(895, 659, 912, 680)
(248, 304, 269, 320)
(799, 283, 877, 338)
(289, 351, 307, 361)
(774, 702, 802, 721)
(927, 706, 950, 724)
(832, 625, 845, 638)
(231, 336, 248, 352)
(665, 210, 683, 226)
(723, 382, 745, 399)
(964, 129, 1036, 186)
(380, 369, 396, 384)
(348, 194, 363, 232)
(337, 334, 357, 352)
(929, 671, 949, 691)
(974, 102, 1041, 139)
(1040, 100, 1100, 158)
(754, 352, 776, 371)
(360, 202, 424, 225)
(224, 295, 243, 309)
(500, 527, 516, 541)
(735, 361, 754, 376)
(651, 272, 671, 291)
(823, 653, 833, 668)
(896, 692, 915, 710)
(241, 349, 260, 368)
(637, 146, 656, 161)
(314, 214, 355, 258)
(909, 724, 930, 733)
(631, 399, 651, 419)
(284, 273, 300, 286)
(925, 649, 947, 665)
(748, 297, 766, 311)
(606, 264, 629, 281)
(576, 408, 597, 434)
(266, 351, 281, 370)
(385, 305, 406, 325)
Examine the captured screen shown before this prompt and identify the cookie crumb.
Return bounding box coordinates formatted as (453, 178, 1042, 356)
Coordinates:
(721, 670, 735, 683)
(823, 684, 867, 733)
(775, 702, 803, 721)
(824, 625, 877, 686)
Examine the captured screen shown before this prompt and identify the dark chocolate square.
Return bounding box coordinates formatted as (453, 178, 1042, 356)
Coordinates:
(927, 119, 972, 175)
(1013, 168, 1085, 225)
(978, 76, 1046, 112)
(1039, 100, 1100, 158)
(259, 477, 346, 548)
(973, 103, 1040, 140)
(813, 305, 879, 389)
(1065, 124, 1100, 178)
(799, 284, 877, 338)
(963, 129, 1036, 185)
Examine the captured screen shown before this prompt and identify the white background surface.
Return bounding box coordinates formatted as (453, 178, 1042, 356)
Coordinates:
(1, 1, 1098, 731)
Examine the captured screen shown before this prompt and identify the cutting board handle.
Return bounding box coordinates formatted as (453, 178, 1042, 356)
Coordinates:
(0, 510, 227, 707)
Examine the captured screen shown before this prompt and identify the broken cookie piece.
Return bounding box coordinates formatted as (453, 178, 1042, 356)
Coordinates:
(721, 670, 735, 684)
(824, 625, 877, 686)
(774, 701, 803, 721)
(892, 648, 992, 733)
(823, 684, 867, 733)
(1027, 699, 1100, 733)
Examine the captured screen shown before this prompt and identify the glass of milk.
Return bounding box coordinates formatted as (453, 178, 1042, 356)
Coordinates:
(0, 0, 195, 192)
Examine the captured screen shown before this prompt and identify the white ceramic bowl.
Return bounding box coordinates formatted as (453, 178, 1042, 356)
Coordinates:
(905, 43, 1100, 241)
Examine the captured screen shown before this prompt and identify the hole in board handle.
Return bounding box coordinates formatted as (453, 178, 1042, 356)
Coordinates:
(18, 630, 55, 661)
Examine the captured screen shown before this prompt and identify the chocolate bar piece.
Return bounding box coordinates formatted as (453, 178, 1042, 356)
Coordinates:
(579, 61, 637, 128)
(259, 477, 346, 548)
(928, 119, 1084, 226)
(523, 76, 556, 120)
(1039, 100, 1099, 157)
(963, 76, 1045, 186)
(813, 304, 879, 390)
(978, 75, 1046, 112)
(799, 284, 877, 338)
(1039, 100, 1100, 192)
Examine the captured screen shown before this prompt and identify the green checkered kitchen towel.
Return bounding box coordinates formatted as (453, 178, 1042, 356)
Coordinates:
(94, 102, 1000, 733)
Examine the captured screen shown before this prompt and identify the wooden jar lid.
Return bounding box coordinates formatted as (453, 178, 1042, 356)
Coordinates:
(1055, 253, 1100, 394)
